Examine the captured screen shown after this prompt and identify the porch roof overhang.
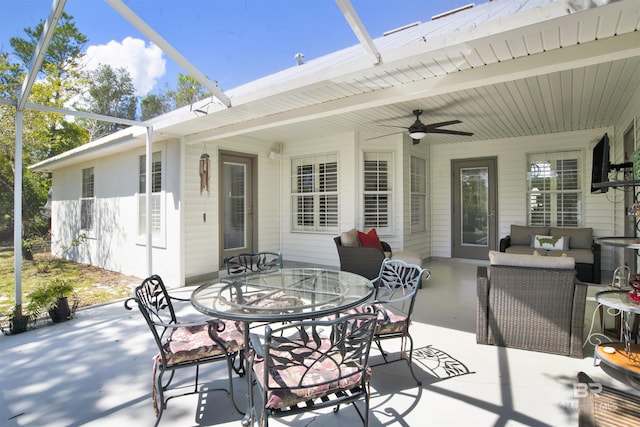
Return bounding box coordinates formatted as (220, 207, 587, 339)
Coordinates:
(31, 0, 640, 173)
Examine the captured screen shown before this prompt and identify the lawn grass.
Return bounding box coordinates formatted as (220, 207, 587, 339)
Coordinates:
(0, 248, 138, 317)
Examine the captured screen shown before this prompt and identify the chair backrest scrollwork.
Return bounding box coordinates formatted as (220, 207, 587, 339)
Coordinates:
(224, 251, 283, 276)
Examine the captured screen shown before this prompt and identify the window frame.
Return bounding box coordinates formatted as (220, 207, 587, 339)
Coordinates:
(526, 150, 583, 227)
(290, 153, 339, 233)
(410, 156, 427, 233)
(137, 149, 166, 247)
(362, 152, 393, 235)
(80, 166, 95, 235)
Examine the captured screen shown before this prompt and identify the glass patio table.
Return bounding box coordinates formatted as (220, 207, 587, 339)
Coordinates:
(191, 268, 374, 322)
(190, 268, 374, 425)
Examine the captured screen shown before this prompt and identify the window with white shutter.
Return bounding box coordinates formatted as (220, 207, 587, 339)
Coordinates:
(138, 151, 163, 238)
(80, 167, 94, 232)
(363, 152, 392, 234)
(411, 156, 426, 232)
(291, 154, 338, 232)
(527, 151, 582, 227)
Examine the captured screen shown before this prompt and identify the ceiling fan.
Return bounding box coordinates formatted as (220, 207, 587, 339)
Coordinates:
(382, 109, 474, 144)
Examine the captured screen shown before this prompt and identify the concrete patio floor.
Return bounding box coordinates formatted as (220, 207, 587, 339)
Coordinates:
(2, 259, 639, 426)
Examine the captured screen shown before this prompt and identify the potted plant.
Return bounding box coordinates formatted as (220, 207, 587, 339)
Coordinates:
(1, 304, 36, 335)
(28, 278, 76, 323)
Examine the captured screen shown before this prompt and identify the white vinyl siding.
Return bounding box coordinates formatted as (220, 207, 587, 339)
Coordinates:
(80, 167, 94, 232)
(291, 154, 339, 232)
(363, 152, 392, 234)
(411, 156, 426, 232)
(527, 150, 582, 227)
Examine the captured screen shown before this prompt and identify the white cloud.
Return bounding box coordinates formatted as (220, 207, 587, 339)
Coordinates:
(84, 37, 166, 96)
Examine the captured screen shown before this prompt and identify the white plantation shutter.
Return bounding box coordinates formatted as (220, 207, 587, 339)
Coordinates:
(138, 151, 163, 237)
(363, 153, 392, 234)
(291, 154, 338, 232)
(80, 167, 94, 231)
(527, 151, 582, 227)
(411, 156, 426, 232)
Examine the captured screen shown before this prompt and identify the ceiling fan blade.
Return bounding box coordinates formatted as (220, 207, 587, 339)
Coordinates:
(377, 125, 409, 130)
(423, 120, 462, 130)
(428, 128, 474, 136)
(366, 131, 403, 141)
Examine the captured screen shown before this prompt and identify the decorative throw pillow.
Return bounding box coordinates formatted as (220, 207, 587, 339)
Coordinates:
(357, 228, 384, 251)
(532, 235, 570, 251)
(340, 229, 361, 247)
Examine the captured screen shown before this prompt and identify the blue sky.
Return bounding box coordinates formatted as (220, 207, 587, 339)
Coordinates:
(1, 1, 474, 96)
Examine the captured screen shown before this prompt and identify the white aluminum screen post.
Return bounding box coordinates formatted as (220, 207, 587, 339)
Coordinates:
(14, 111, 23, 310)
(146, 126, 153, 277)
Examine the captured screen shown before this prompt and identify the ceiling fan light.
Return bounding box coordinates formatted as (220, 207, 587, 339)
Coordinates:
(409, 131, 427, 139)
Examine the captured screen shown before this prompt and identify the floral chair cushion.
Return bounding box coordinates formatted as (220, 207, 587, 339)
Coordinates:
(253, 351, 371, 409)
(160, 320, 244, 366)
(346, 305, 408, 335)
(151, 320, 244, 415)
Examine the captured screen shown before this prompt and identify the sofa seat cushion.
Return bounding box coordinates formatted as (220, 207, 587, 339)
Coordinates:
(504, 246, 547, 256)
(510, 225, 550, 246)
(547, 248, 594, 264)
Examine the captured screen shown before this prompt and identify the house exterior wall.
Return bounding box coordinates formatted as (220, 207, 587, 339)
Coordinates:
(277, 131, 427, 268)
(50, 139, 183, 285)
(182, 138, 281, 284)
(430, 129, 617, 271)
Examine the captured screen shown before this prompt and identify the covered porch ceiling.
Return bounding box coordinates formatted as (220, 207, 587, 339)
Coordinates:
(22, 0, 640, 169)
(149, 0, 640, 147)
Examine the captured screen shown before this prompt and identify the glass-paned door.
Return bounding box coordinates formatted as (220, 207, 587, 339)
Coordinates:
(452, 157, 497, 260)
(220, 153, 255, 264)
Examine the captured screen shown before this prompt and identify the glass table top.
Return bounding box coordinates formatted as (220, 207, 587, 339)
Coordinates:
(191, 268, 374, 322)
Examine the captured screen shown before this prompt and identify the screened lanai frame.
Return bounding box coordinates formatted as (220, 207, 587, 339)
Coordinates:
(0, 0, 381, 315)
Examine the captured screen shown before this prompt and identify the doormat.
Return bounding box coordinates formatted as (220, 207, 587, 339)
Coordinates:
(413, 345, 474, 379)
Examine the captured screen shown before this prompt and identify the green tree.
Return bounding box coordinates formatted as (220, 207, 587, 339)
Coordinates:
(170, 73, 211, 109)
(82, 64, 137, 140)
(140, 75, 211, 120)
(10, 11, 86, 104)
(140, 92, 171, 121)
(0, 52, 21, 99)
(1, 13, 88, 239)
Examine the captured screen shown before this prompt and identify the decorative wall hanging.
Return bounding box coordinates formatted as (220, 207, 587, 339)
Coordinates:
(200, 150, 210, 222)
(200, 152, 210, 195)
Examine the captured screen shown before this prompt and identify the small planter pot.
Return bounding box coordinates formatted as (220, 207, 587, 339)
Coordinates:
(10, 316, 29, 334)
(48, 297, 71, 323)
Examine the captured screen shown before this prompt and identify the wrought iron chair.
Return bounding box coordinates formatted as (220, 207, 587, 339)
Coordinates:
(248, 312, 378, 427)
(124, 275, 244, 426)
(364, 258, 430, 385)
(224, 251, 283, 276)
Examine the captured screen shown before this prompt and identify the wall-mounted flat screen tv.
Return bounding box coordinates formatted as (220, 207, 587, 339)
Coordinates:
(590, 133, 610, 194)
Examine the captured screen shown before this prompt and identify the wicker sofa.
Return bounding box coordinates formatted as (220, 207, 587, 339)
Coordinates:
(476, 251, 588, 358)
(499, 224, 601, 283)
